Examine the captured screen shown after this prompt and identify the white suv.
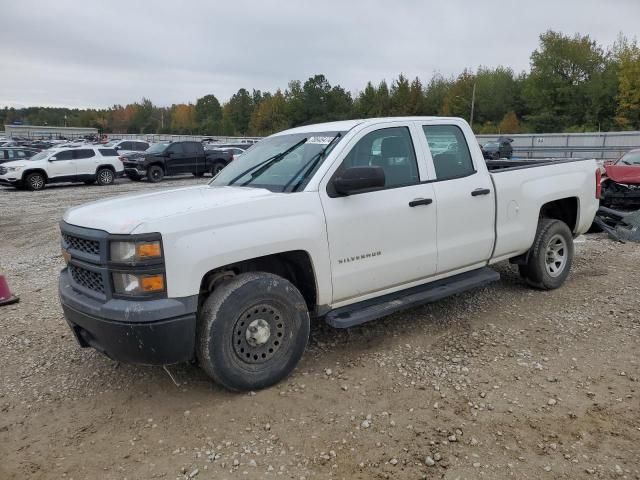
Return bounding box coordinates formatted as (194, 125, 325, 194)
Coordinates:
(104, 139, 150, 156)
(0, 146, 124, 191)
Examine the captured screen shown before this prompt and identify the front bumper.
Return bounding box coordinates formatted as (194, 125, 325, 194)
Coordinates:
(124, 165, 146, 176)
(0, 176, 21, 186)
(59, 269, 198, 365)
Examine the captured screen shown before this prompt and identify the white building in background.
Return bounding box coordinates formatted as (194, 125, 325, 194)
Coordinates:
(4, 124, 98, 139)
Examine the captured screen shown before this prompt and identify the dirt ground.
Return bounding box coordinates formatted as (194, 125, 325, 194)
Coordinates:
(0, 178, 638, 480)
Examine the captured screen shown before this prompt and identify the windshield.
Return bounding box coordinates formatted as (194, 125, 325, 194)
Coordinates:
(618, 151, 640, 166)
(210, 131, 345, 192)
(103, 140, 119, 147)
(146, 142, 170, 154)
(26, 150, 51, 161)
(484, 142, 500, 149)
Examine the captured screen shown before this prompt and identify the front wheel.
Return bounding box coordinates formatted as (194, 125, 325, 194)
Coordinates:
(520, 219, 574, 290)
(197, 272, 310, 391)
(147, 165, 164, 183)
(96, 168, 115, 186)
(25, 172, 46, 191)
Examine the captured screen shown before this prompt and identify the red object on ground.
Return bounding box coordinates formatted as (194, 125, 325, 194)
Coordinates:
(0, 274, 19, 306)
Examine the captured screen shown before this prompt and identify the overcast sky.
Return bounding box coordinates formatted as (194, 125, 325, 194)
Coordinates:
(1, 0, 639, 109)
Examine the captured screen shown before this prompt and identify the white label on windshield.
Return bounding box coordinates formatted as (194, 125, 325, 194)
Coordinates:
(307, 136, 333, 144)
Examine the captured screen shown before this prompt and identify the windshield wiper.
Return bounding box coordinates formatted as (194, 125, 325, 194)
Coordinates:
(227, 138, 308, 186)
(284, 133, 343, 193)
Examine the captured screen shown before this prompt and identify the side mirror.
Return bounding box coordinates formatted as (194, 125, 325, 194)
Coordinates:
(48, 156, 57, 161)
(114, 146, 120, 150)
(332, 166, 385, 196)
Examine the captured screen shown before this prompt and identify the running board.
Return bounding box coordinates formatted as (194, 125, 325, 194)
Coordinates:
(325, 267, 500, 328)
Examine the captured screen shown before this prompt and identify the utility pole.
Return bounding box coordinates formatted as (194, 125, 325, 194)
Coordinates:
(469, 82, 476, 130)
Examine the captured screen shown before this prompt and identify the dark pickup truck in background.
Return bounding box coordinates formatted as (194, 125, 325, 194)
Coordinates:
(122, 141, 234, 182)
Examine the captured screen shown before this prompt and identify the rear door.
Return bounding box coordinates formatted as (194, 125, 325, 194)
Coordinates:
(418, 122, 495, 273)
(73, 148, 98, 176)
(47, 149, 76, 179)
(184, 142, 202, 173)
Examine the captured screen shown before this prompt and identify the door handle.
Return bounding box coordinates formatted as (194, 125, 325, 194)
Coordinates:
(471, 188, 491, 196)
(409, 198, 433, 207)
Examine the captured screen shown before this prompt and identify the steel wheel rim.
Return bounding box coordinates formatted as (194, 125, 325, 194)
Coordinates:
(232, 304, 286, 364)
(100, 170, 112, 183)
(545, 233, 567, 277)
(30, 175, 44, 189)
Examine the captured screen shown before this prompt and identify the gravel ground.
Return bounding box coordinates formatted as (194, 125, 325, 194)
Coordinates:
(0, 178, 639, 480)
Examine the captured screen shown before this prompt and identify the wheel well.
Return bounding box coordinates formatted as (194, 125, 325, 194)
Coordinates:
(148, 162, 165, 172)
(539, 197, 578, 232)
(96, 164, 115, 172)
(199, 251, 317, 312)
(22, 169, 48, 182)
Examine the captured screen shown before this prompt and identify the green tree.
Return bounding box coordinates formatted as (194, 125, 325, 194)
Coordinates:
(524, 30, 608, 132)
(195, 94, 223, 134)
(614, 37, 640, 130)
(390, 74, 411, 115)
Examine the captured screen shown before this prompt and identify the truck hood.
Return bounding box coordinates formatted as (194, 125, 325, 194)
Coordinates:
(604, 164, 640, 184)
(63, 185, 278, 234)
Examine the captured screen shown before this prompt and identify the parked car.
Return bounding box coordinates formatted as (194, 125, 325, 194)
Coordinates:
(104, 139, 150, 156)
(58, 116, 599, 391)
(121, 141, 233, 182)
(0, 146, 122, 190)
(0, 147, 40, 164)
(482, 137, 513, 160)
(599, 148, 640, 210)
(204, 142, 252, 151)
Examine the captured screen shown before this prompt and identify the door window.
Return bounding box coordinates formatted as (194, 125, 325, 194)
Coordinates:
(168, 143, 184, 154)
(73, 149, 96, 159)
(98, 149, 118, 157)
(136, 142, 149, 151)
(422, 125, 475, 180)
(184, 142, 201, 154)
(53, 150, 74, 160)
(338, 126, 419, 190)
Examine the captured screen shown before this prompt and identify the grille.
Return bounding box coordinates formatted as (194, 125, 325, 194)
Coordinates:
(69, 264, 105, 294)
(63, 234, 100, 256)
(0, 166, 7, 175)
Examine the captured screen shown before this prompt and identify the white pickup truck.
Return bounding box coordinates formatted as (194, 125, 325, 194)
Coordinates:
(58, 117, 600, 391)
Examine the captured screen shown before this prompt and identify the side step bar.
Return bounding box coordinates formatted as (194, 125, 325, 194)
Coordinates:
(325, 267, 500, 328)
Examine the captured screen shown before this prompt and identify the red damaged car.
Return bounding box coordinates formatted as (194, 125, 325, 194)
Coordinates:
(601, 149, 640, 210)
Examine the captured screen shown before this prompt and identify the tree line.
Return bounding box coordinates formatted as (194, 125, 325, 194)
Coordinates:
(2, 30, 639, 137)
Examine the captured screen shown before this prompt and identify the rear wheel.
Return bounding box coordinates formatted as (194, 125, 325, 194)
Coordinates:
(147, 165, 164, 183)
(520, 219, 574, 290)
(25, 172, 45, 191)
(210, 161, 226, 176)
(96, 168, 115, 186)
(197, 272, 310, 391)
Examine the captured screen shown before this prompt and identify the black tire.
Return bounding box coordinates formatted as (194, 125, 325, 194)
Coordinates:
(84, 179, 96, 185)
(210, 161, 226, 176)
(147, 165, 164, 183)
(25, 172, 45, 191)
(96, 168, 115, 186)
(193, 171, 206, 178)
(522, 218, 574, 290)
(197, 272, 310, 391)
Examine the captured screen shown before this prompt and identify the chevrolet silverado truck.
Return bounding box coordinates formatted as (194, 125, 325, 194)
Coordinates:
(58, 117, 600, 391)
(122, 140, 233, 182)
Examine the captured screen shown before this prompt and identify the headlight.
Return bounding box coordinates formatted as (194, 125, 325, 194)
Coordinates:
(112, 272, 165, 295)
(110, 240, 162, 263)
(6, 166, 24, 172)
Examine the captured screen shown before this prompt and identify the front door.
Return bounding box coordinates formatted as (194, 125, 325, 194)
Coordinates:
(47, 149, 76, 180)
(73, 148, 98, 176)
(166, 143, 188, 174)
(320, 124, 438, 304)
(420, 123, 495, 273)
